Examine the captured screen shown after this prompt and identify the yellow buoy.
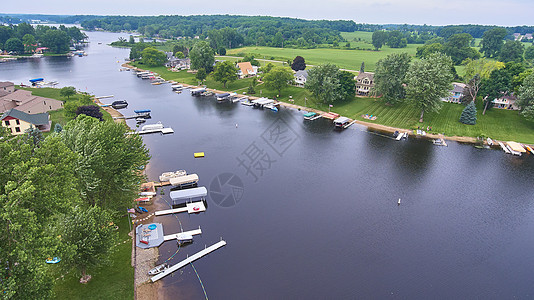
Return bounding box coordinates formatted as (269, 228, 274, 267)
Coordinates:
(194, 152, 205, 158)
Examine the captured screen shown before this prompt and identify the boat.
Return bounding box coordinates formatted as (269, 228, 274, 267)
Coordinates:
(46, 257, 61, 264)
(134, 109, 151, 114)
(333, 117, 350, 129)
(216, 93, 231, 102)
(159, 170, 187, 182)
(190, 88, 206, 96)
(524, 145, 534, 154)
(176, 233, 194, 246)
(171, 84, 183, 91)
(303, 112, 317, 120)
(194, 152, 205, 158)
(433, 138, 447, 146)
(148, 263, 169, 275)
(111, 100, 128, 109)
(201, 91, 214, 97)
(141, 122, 164, 131)
(135, 117, 146, 123)
(498, 141, 511, 154)
(241, 100, 254, 106)
(135, 206, 148, 213)
(486, 137, 494, 146)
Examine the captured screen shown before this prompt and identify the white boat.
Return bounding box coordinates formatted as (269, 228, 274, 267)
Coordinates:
(159, 170, 187, 182)
(486, 137, 494, 146)
(142, 122, 164, 131)
(148, 263, 169, 276)
(433, 138, 447, 146)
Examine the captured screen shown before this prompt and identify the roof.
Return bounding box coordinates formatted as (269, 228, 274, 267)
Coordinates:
(0, 89, 63, 114)
(237, 62, 254, 76)
(0, 108, 49, 125)
(0, 81, 14, 88)
(295, 70, 308, 79)
(170, 186, 208, 201)
(452, 82, 467, 93)
(355, 71, 374, 82)
(334, 116, 350, 124)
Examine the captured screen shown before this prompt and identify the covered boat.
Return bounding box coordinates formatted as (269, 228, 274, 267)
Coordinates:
(141, 122, 164, 131)
(169, 174, 199, 188)
(303, 112, 317, 120)
(159, 170, 187, 182)
(111, 100, 128, 109)
(333, 116, 350, 128)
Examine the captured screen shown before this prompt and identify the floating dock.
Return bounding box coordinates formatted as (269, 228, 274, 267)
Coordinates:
(133, 127, 174, 135)
(150, 240, 227, 282)
(154, 201, 207, 216)
(163, 228, 202, 241)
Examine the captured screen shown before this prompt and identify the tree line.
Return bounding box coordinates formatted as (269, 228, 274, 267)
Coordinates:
(0, 23, 87, 54)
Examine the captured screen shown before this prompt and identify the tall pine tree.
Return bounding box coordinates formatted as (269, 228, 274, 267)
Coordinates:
(460, 102, 477, 125)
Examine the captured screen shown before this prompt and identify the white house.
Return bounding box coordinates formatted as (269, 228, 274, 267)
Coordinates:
(442, 82, 467, 103)
(236, 62, 257, 78)
(294, 70, 308, 87)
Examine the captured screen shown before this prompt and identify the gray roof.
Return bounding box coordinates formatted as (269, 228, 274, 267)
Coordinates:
(295, 70, 308, 79)
(1, 108, 49, 125)
(356, 71, 374, 81)
(0, 81, 14, 88)
(452, 84, 465, 93)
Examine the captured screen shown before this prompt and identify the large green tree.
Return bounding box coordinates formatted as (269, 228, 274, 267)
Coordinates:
(386, 31, 407, 48)
(129, 42, 149, 60)
(405, 53, 453, 122)
(306, 63, 353, 103)
(463, 58, 505, 80)
(59, 205, 118, 282)
(499, 40, 525, 62)
(443, 33, 480, 64)
(4, 37, 24, 54)
(212, 60, 238, 88)
(263, 66, 294, 96)
(22, 34, 36, 53)
(480, 28, 507, 58)
(189, 40, 215, 72)
(41, 29, 71, 54)
(373, 53, 412, 105)
(372, 31, 388, 50)
(60, 115, 150, 211)
(60, 86, 77, 99)
(141, 47, 167, 67)
(517, 72, 534, 120)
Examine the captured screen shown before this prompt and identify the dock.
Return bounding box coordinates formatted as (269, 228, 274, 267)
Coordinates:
(163, 228, 202, 241)
(343, 120, 357, 129)
(498, 141, 511, 154)
(96, 95, 114, 99)
(136, 127, 174, 134)
(154, 201, 207, 216)
(150, 240, 227, 282)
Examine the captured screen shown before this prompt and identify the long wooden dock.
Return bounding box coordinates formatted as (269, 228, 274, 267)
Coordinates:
(150, 240, 227, 282)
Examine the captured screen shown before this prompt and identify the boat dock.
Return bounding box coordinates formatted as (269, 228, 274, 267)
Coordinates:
(154, 201, 207, 216)
(136, 223, 165, 249)
(150, 240, 227, 282)
(163, 227, 202, 241)
(343, 120, 357, 129)
(498, 141, 511, 154)
(95, 95, 114, 99)
(137, 127, 174, 134)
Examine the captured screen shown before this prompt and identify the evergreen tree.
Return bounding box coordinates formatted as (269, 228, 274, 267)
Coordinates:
(459, 101, 477, 125)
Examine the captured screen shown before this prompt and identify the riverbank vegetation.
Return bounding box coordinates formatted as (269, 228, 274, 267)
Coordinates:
(0, 110, 148, 298)
(0, 23, 86, 54)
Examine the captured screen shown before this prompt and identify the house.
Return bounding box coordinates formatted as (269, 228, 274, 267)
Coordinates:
(513, 33, 522, 41)
(294, 70, 308, 87)
(442, 82, 467, 103)
(354, 72, 374, 96)
(524, 33, 533, 40)
(0, 85, 64, 114)
(493, 94, 518, 110)
(236, 62, 257, 78)
(166, 57, 191, 70)
(1, 108, 51, 135)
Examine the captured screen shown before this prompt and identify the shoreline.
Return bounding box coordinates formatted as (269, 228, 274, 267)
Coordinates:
(122, 62, 491, 146)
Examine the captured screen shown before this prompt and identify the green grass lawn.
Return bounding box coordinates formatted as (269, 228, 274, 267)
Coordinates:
(226, 45, 418, 71)
(52, 216, 134, 300)
(341, 31, 374, 43)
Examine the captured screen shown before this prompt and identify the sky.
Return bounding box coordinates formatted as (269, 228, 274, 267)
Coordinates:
(3, 0, 534, 27)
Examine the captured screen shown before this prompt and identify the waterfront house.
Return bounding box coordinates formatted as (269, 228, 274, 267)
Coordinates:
(236, 62, 257, 78)
(1, 108, 51, 135)
(493, 94, 518, 110)
(167, 58, 191, 70)
(442, 82, 467, 103)
(0, 87, 63, 114)
(354, 71, 374, 96)
(294, 70, 308, 87)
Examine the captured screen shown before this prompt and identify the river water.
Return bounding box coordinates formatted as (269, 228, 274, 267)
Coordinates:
(1, 31, 534, 299)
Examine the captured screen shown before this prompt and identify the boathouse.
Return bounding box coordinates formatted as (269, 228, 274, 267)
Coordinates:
(170, 186, 207, 204)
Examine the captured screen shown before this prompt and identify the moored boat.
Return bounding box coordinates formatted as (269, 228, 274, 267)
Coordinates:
(148, 263, 169, 275)
(111, 100, 128, 109)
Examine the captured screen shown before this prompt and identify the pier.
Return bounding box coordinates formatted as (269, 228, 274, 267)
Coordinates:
(150, 240, 227, 282)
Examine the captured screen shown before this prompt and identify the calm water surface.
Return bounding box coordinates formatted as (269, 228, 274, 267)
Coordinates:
(1, 31, 534, 299)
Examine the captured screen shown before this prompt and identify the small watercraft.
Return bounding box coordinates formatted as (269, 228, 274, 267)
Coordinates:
(46, 257, 61, 264)
(148, 263, 169, 275)
(111, 100, 128, 109)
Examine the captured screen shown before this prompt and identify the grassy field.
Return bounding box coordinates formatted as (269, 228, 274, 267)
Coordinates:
(341, 31, 374, 43)
(52, 216, 134, 300)
(227, 45, 418, 71)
